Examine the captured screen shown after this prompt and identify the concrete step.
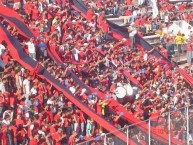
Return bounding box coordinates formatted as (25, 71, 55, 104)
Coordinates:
(171, 53, 188, 65)
(179, 63, 190, 69)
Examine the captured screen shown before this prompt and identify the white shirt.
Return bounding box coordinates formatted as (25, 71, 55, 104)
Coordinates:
(164, 15, 169, 23)
(84, 33, 92, 41)
(104, 56, 110, 67)
(23, 79, 30, 94)
(132, 10, 138, 17)
(38, 130, 45, 136)
(72, 48, 80, 61)
(129, 28, 137, 37)
(143, 53, 148, 61)
(0, 82, 5, 93)
(25, 42, 36, 53)
(30, 124, 34, 130)
(88, 22, 96, 28)
(47, 99, 54, 105)
(0, 44, 5, 56)
(2, 119, 10, 125)
(31, 87, 37, 95)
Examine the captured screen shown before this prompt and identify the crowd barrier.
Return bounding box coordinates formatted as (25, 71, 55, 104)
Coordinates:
(78, 104, 193, 145)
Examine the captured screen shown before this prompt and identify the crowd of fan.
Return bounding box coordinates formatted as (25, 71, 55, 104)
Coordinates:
(0, 0, 193, 145)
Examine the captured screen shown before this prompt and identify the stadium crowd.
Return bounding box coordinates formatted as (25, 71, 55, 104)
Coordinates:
(0, 0, 193, 145)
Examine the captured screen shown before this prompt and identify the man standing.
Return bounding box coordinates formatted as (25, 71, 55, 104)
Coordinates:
(24, 38, 36, 61)
(23, 76, 31, 103)
(187, 42, 193, 64)
(52, 128, 66, 145)
(0, 41, 6, 68)
(128, 26, 137, 49)
(0, 91, 4, 117)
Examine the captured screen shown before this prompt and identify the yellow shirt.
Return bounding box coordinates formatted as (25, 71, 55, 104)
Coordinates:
(101, 102, 107, 115)
(175, 35, 183, 44)
(52, 18, 58, 25)
(181, 36, 187, 44)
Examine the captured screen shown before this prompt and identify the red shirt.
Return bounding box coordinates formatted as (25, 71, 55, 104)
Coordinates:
(54, 114, 60, 122)
(24, 2, 32, 14)
(77, 111, 84, 123)
(10, 125, 17, 141)
(161, 48, 168, 58)
(53, 133, 62, 145)
(98, 15, 104, 26)
(126, 0, 132, 5)
(134, 19, 141, 26)
(50, 125, 56, 136)
(112, 117, 119, 128)
(3, 92, 10, 106)
(17, 130, 26, 141)
(0, 95, 4, 106)
(96, 0, 102, 7)
(29, 138, 38, 145)
(124, 9, 131, 16)
(45, 110, 53, 122)
(150, 111, 160, 122)
(64, 117, 70, 127)
(31, 8, 39, 20)
(14, 0, 20, 2)
(15, 118, 24, 126)
(87, 9, 94, 21)
(179, 4, 185, 11)
(96, 103, 102, 115)
(1, 131, 8, 145)
(187, 44, 192, 51)
(68, 135, 75, 145)
(101, 21, 109, 32)
(2, 53, 10, 64)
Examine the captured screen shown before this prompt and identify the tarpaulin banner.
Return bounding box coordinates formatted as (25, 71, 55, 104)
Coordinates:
(70, 0, 88, 15)
(0, 4, 35, 38)
(177, 68, 193, 86)
(107, 21, 130, 39)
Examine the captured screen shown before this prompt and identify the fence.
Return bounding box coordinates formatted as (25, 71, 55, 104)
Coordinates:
(77, 104, 193, 145)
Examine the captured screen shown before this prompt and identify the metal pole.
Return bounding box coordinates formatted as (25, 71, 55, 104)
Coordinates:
(127, 126, 129, 145)
(148, 119, 151, 145)
(168, 112, 171, 145)
(187, 106, 189, 145)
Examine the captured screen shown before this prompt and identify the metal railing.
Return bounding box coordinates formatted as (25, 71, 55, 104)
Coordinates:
(77, 104, 193, 145)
